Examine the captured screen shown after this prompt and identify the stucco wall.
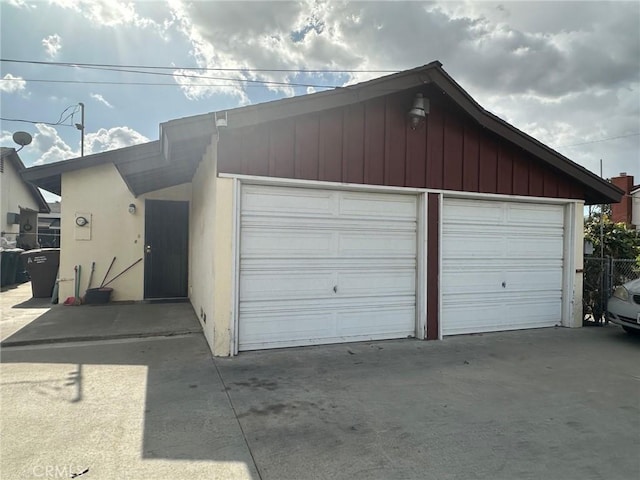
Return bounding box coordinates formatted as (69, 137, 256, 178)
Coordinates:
(59, 163, 191, 302)
(188, 134, 235, 357)
(212, 177, 234, 356)
(1, 157, 41, 241)
(189, 142, 217, 351)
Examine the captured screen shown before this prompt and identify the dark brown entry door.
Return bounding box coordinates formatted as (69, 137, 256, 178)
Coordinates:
(144, 200, 189, 299)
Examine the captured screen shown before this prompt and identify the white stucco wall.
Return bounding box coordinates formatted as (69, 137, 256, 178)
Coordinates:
(1, 156, 41, 242)
(59, 163, 191, 302)
(189, 142, 217, 351)
(188, 134, 235, 357)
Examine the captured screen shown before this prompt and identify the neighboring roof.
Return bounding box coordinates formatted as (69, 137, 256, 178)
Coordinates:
(1, 148, 50, 213)
(631, 185, 640, 195)
(20, 61, 622, 204)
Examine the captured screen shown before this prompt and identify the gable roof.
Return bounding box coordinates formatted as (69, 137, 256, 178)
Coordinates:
(21, 61, 622, 204)
(1, 148, 50, 213)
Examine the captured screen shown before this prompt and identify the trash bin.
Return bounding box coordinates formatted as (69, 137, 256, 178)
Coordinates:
(21, 248, 60, 298)
(0, 248, 25, 286)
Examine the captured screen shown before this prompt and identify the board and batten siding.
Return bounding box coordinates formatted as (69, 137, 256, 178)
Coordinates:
(218, 90, 584, 200)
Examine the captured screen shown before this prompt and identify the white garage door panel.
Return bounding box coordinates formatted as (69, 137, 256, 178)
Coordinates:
(240, 268, 415, 301)
(240, 306, 415, 350)
(441, 268, 563, 295)
(242, 229, 334, 256)
(242, 186, 334, 216)
(442, 198, 564, 336)
(239, 185, 417, 351)
(442, 299, 562, 335)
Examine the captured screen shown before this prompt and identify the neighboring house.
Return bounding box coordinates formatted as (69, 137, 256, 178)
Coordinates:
(22, 62, 623, 357)
(38, 201, 62, 248)
(610, 173, 639, 230)
(1, 148, 50, 249)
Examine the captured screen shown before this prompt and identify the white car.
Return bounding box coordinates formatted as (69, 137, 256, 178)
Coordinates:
(607, 278, 640, 335)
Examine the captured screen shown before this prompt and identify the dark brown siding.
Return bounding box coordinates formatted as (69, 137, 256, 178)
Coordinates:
(218, 92, 585, 200)
(426, 193, 440, 340)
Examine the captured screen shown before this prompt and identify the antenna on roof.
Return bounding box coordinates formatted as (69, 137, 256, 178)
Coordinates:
(12, 131, 32, 152)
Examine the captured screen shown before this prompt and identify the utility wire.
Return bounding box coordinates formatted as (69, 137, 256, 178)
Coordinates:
(1, 104, 80, 127)
(1, 78, 337, 89)
(73, 64, 338, 88)
(558, 132, 640, 148)
(0, 58, 399, 74)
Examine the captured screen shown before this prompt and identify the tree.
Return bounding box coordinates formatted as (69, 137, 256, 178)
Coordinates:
(584, 207, 640, 260)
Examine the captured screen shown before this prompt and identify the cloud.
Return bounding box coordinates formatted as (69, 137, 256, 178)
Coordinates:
(85, 126, 148, 154)
(90, 93, 114, 109)
(49, 0, 162, 29)
(162, 0, 638, 178)
(31, 124, 76, 165)
(6, 0, 35, 8)
(0, 73, 26, 93)
(42, 34, 62, 58)
(31, 124, 148, 165)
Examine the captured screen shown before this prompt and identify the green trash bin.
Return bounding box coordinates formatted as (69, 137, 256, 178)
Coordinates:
(21, 248, 60, 298)
(0, 249, 25, 287)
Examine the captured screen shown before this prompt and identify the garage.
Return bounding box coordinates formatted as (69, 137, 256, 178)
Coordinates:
(238, 184, 418, 351)
(441, 198, 565, 335)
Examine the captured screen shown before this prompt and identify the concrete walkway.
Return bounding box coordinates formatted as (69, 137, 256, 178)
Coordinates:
(1, 282, 201, 346)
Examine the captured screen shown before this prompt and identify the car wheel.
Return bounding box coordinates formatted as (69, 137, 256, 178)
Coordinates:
(622, 326, 640, 336)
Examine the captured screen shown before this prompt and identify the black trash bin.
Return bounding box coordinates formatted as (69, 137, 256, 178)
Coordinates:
(0, 248, 25, 287)
(21, 248, 60, 298)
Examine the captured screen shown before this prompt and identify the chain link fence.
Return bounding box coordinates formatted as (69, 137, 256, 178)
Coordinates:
(583, 257, 640, 324)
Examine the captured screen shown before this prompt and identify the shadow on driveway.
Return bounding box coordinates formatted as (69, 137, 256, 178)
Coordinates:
(1, 296, 258, 479)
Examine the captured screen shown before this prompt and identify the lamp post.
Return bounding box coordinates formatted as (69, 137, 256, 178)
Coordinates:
(75, 102, 85, 157)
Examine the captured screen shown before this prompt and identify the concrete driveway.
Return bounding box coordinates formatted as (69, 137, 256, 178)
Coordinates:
(1, 284, 639, 480)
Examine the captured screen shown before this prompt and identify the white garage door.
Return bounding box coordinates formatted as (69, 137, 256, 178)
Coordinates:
(442, 198, 564, 335)
(239, 185, 417, 351)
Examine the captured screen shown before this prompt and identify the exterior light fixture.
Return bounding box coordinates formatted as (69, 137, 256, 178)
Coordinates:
(128, 203, 137, 214)
(408, 93, 429, 129)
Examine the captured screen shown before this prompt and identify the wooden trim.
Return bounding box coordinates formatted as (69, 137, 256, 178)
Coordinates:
(426, 192, 440, 340)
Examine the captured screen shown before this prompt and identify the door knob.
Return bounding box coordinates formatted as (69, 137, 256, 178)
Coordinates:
(501, 281, 506, 288)
(145, 245, 152, 254)
(333, 285, 338, 293)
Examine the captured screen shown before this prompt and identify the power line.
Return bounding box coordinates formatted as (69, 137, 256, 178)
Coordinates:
(1, 104, 80, 127)
(71, 64, 338, 89)
(1, 77, 337, 89)
(0, 58, 399, 74)
(558, 132, 640, 148)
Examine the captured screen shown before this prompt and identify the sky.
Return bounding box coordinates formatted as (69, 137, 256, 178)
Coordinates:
(1, 0, 639, 202)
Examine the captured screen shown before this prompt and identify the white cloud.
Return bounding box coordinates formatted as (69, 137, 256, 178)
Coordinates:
(31, 124, 148, 165)
(42, 34, 62, 58)
(0, 130, 15, 146)
(31, 124, 75, 165)
(6, 0, 35, 9)
(0, 74, 26, 93)
(161, 0, 639, 178)
(85, 127, 148, 154)
(90, 93, 114, 109)
(49, 0, 162, 29)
